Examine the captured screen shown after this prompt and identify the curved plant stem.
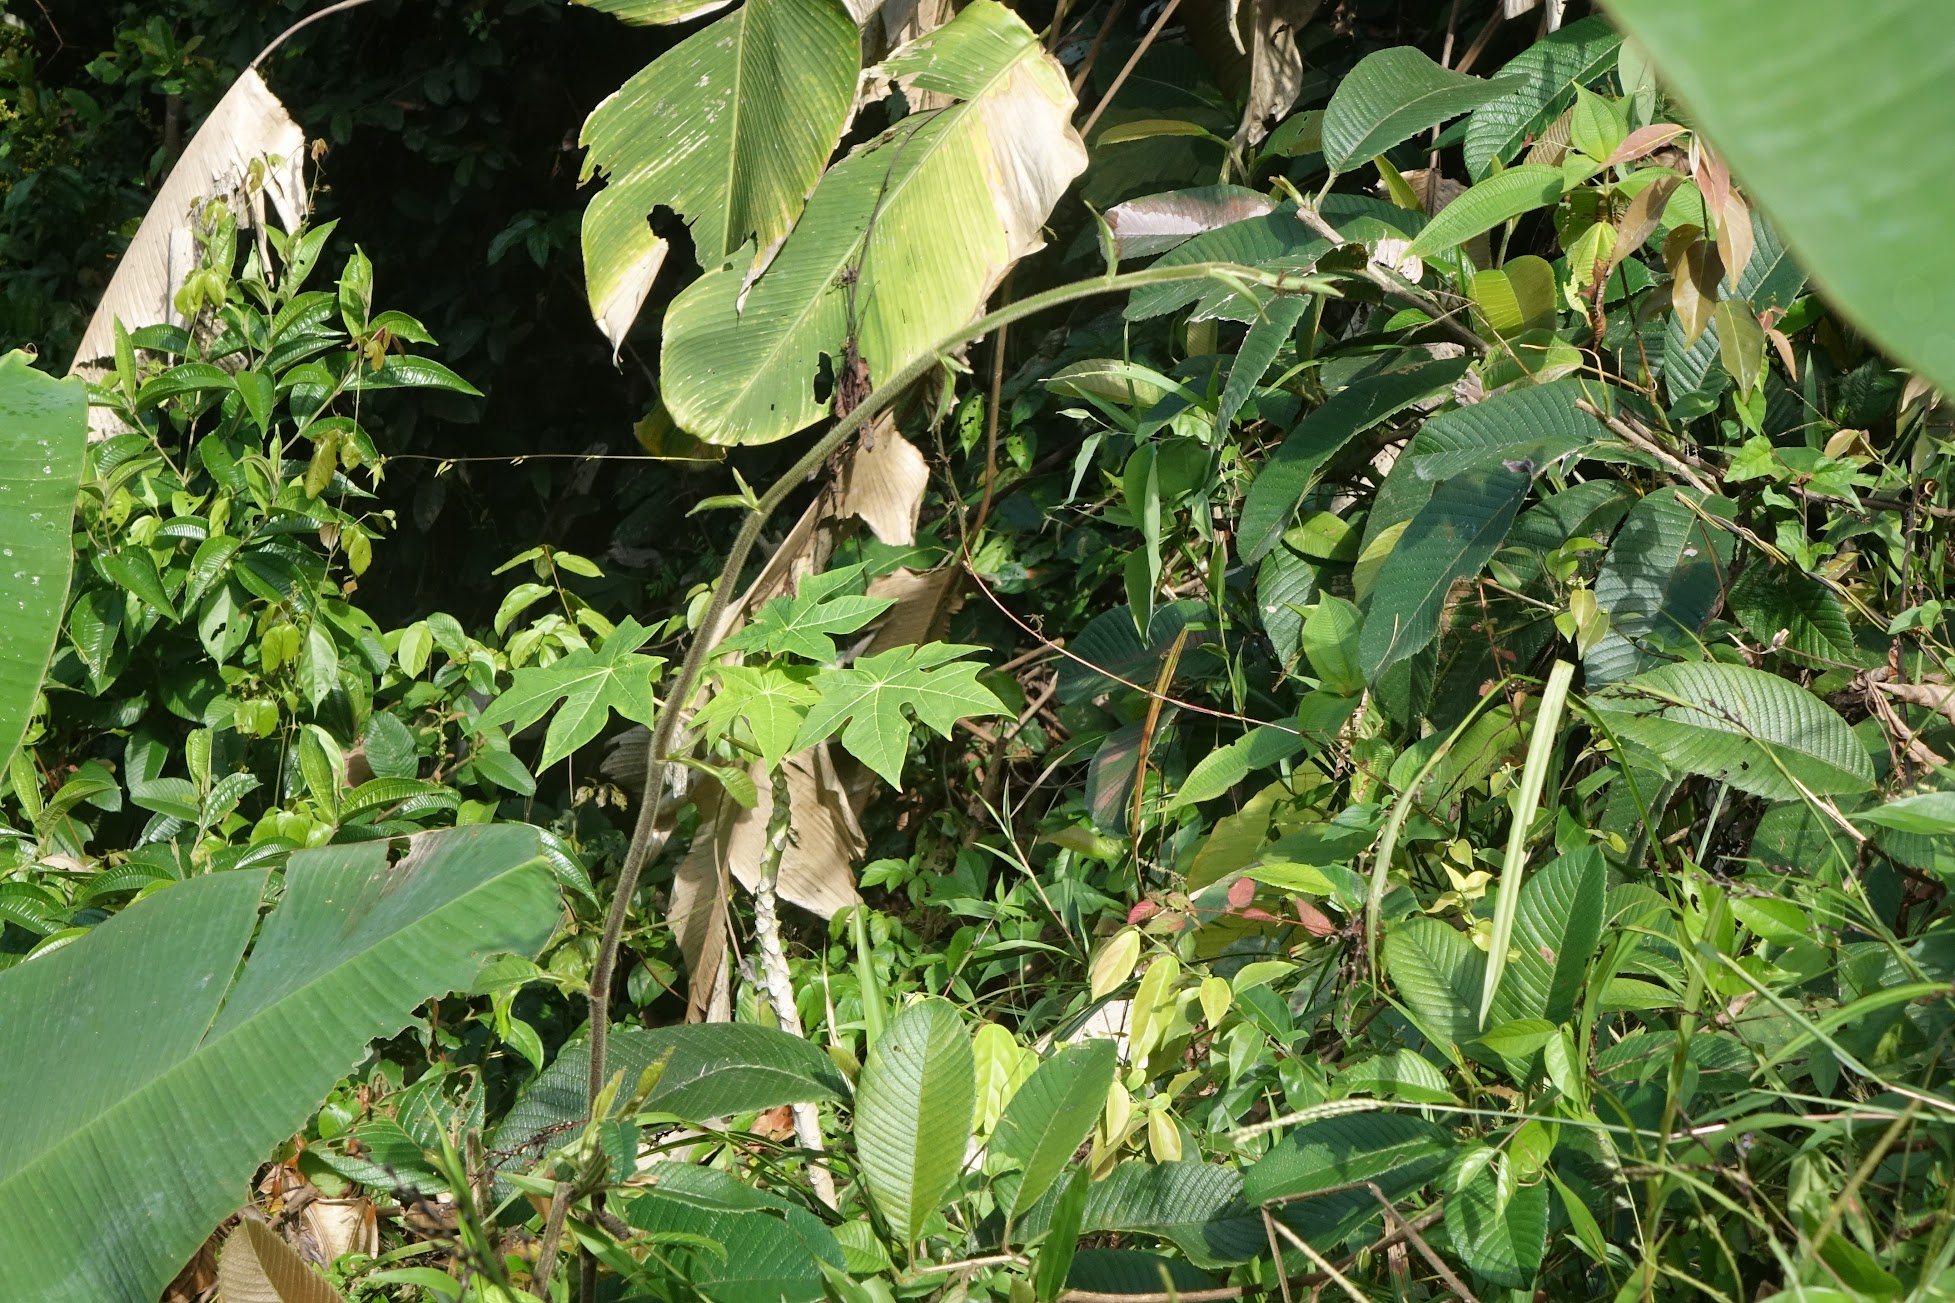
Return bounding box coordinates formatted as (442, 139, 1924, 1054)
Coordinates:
(586, 259, 1325, 1110)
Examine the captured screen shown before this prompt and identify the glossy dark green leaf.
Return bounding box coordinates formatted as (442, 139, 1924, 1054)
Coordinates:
(1238, 358, 1468, 562)
(1444, 1175, 1548, 1288)
(1320, 47, 1515, 171)
(1359, 468, 1529, 682)
(1244, 1112, 1455, 1248)
(1463, 17, 1622, 179)
(1403, 378, 1600, 482)
(1585, 491, 1735, 684)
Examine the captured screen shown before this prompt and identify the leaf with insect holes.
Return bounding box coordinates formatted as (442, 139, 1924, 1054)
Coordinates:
(793, 643, 1009, 785)
(720, 565, 894, 663)
(692, 664, 820, 769)
(477, 618, 666, 771)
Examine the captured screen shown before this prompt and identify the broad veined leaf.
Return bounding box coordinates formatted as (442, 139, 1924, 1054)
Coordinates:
(1405, 165, 1568, 259)
(1403, 376, 1601, 482)
(1238, 357, 1469, 562)
(626, 1167, 845, 1303)
(1382, 916, 1484, 1053)
(0, 826, 556, 1303)
(794, 643, 1009, 784)
(578, 0, 859, 354)
(1585, 490, 1735, 684)
(661, 0, 1086, 444)
(1216, 295, 1310, 435)
(0, 352, 87, 770)
(1490, 847, 1605, 1027)
(854, 997, 976, 1245)
(1462, 16, 1622, 180)
(990, 1039, 1118, 1219)
(1591, 661, 1876, 800)
(1303, 596, 1365, 696)
(1319, 47, 1517, 172)
(1012, 1161, 1266, 1270)
(493, 1023, 849, 1181)
(1601, 0, 1955, 396)
(1244, 1111, 1455, 1247)
(1728, 564, 1856, 663)
(476, 617, 667, 771)
(1359, 467, 1530, 682)
(1444, 1174, 1548, 1288)
(1056, 601, 1211, 705)
(720, 564, 895, 662)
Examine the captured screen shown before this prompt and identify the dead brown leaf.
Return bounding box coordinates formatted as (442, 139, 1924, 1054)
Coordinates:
(863, 566, 962, 656)
(216, 1219, 349, 1303)
(1232, 0, 1324, 147)
(840, 424, 929, 546)
(70, 70, 306, 419)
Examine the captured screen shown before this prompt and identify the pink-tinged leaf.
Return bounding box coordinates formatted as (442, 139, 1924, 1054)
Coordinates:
(1104, 187, 1276, 256)
(1296, 900, 1338, 937)
(1226, 877, 1257, 909)
(1603, 123, 1686, 167)
(1128, 900, 1162, 924)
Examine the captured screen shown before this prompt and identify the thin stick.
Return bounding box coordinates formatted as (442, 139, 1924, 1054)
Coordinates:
(1079, 0, 1182, 139)
(973, 272, 1014, 535)
(1069, 0, 1131, 95)
(251, 0, 378, 69)
(587, 260, 1322, 1113)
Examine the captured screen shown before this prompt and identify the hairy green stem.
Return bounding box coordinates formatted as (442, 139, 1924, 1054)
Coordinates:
(585, 259, 1322, 1108)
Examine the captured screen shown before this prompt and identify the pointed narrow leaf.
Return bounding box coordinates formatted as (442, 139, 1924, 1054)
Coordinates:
(1216, 296, 1309, 435)
(1359, 468, 1529, 682)
(1405, 166, 1568, 259)
(991, 1040, 1118, 1218)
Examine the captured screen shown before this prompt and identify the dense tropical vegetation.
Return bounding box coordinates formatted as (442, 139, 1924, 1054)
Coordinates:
(4, 1, 1955, 1300)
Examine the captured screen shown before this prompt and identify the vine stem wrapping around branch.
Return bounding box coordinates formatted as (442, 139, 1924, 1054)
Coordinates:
(585, 260, 1326, 1108)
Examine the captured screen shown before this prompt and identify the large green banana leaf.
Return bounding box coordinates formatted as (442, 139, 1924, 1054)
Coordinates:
(0, 349, 88, 771)
(660, 0, 1086, 444)
(1601, 0, 1955, 396)
(0, 824, 557, 1302)
(579, 0, 859, 353)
